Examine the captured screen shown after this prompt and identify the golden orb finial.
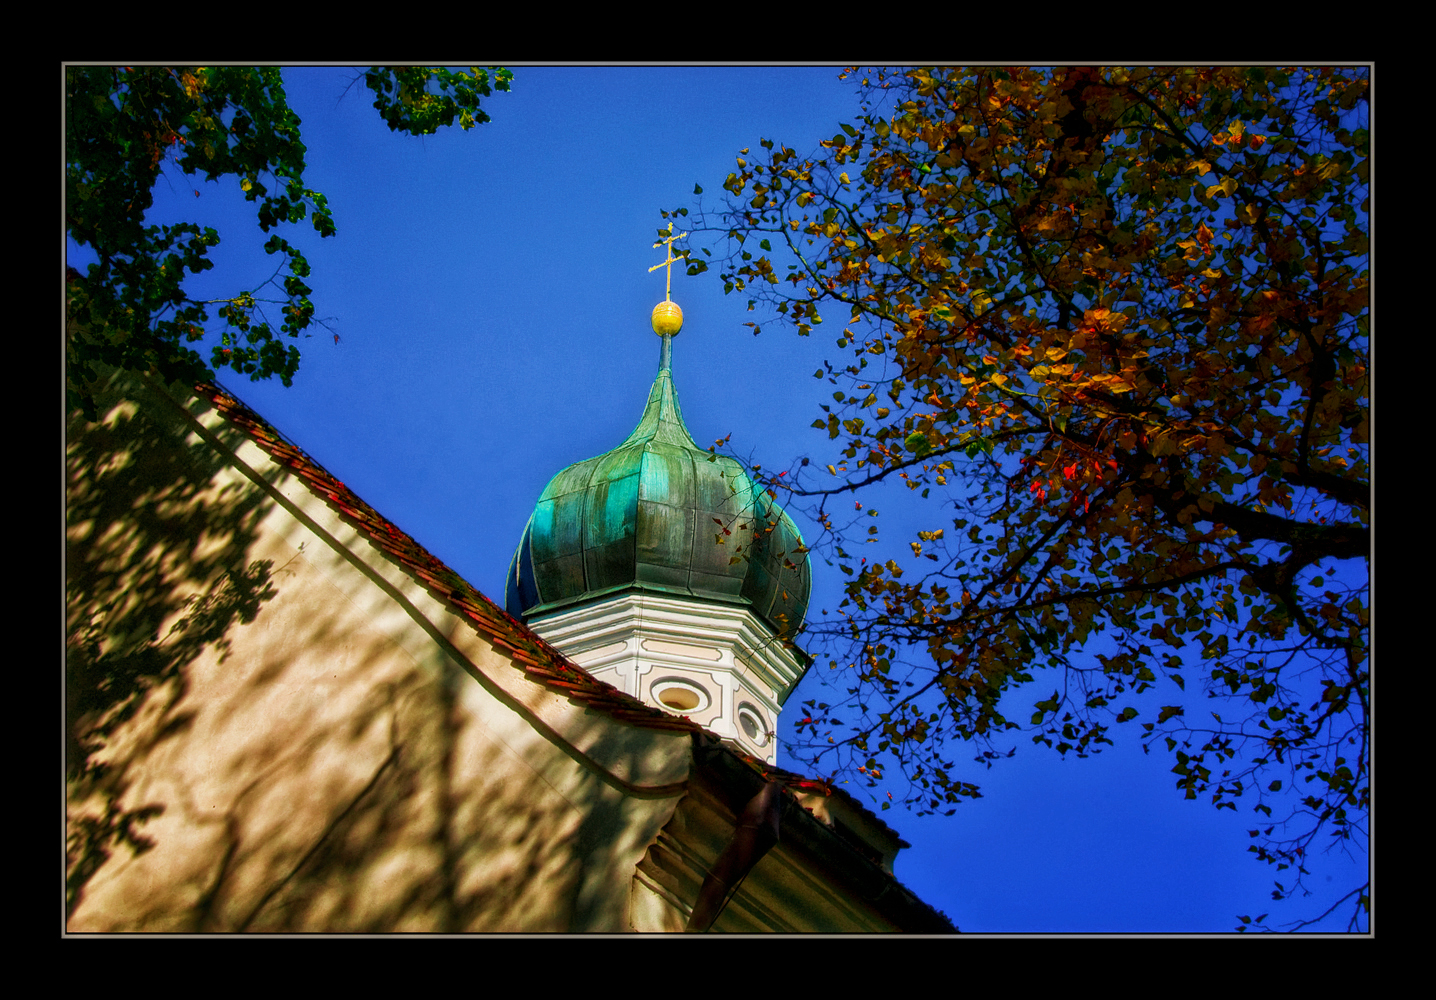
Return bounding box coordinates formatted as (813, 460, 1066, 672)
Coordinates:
(652, 300, 684, 336)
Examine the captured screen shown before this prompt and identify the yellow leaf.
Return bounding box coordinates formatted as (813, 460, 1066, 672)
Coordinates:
(1205, 177, 1238, 199)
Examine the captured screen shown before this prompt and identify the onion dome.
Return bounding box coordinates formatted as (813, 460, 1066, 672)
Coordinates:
(505, 334, 810, 640)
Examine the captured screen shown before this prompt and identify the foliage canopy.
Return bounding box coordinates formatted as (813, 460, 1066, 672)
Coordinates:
(673, 66, 1369, 931)
(65, 65, 511, 419)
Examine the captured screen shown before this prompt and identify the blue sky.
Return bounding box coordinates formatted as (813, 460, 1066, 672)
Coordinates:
(70, 65, 1369, 933)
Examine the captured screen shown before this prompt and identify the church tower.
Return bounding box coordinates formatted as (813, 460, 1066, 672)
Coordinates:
(504, 227, 812, 764)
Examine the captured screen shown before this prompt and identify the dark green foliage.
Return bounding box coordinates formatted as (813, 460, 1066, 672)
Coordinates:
(66, 66, 509, 420)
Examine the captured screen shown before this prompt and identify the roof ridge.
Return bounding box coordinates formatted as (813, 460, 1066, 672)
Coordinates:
(197, 380, 696, 732)
(192, 379, 928, 906)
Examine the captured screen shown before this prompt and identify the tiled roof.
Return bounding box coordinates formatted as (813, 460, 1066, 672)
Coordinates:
(194, 379, 954, 932)
(201, 381, 702, 733)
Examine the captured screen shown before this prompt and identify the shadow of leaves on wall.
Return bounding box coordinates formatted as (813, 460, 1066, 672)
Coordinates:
(66, 370, 277, 918)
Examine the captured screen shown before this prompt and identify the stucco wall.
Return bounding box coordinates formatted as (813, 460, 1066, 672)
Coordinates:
(66, 372, 691, 932)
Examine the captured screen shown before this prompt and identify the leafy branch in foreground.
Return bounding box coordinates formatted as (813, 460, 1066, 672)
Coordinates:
(66, 65, 510, 419)
(674, 65, 1368, 930)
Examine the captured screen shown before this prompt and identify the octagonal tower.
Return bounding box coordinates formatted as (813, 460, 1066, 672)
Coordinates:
(506, 242, 811, 763)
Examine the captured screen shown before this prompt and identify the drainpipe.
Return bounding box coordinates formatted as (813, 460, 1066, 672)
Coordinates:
(685, 781, 783, 932)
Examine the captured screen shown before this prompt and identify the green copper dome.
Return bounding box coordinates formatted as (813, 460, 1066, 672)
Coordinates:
(505, 345, 811, 638)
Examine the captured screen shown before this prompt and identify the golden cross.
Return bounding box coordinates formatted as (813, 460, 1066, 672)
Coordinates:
(648, 221, 688, 301)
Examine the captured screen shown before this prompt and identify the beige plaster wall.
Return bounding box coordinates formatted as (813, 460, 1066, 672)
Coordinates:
(66, 373, 690, 932)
